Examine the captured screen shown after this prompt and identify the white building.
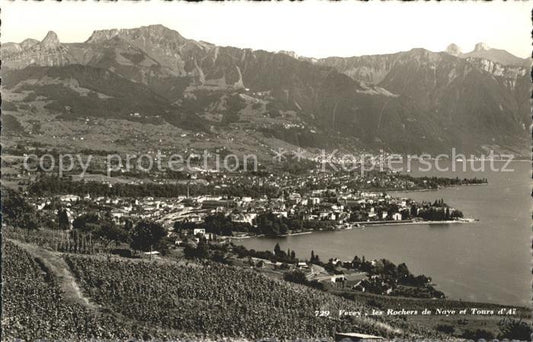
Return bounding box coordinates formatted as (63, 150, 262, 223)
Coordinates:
(392, 212, 402, 221)
(193, 228, 206, 236)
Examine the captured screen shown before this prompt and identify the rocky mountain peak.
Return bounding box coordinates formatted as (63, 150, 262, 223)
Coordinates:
(142, 24, 174, 33)
(86, 29, 120, 43)
(130, 24, 187, 43)
(86, 24, 186, 45)
(473, 42, 490, 52)
(41, 31, 60, 48)
(445, 43, 462, 56)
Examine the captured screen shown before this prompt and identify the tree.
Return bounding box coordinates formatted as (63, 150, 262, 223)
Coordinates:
(173, 220, 197, 233)
(290, 250, 296, 260)
(450, 210, 464, 219)
(376, 208, 384, 220)
(123, 219, 133, 231)
(445, 207, 450, 220)
(311, 251, 321, 264)
(184, 240, 210, 259)
(255, 212, 289, 236)
(57, 209, 70, 230)
(283, 270, 307, 285)
(212, 250, 229, 264)
(69, 229, 83, 253)
(274, 243, 282, 256)
(382, 259, 398, 278)
(2, 189, 38, 230)
(203, 213, 252, 236)
(196, 240, 209, 259)
(130, 220, 167, 252)
(72, 212, 99, 232)
(183, 244, 197, 259)
(397, 263, 411, 279)
(95, 221, 129, 247)
(21, 212, 38, 231)
(498, 318, 532, 340)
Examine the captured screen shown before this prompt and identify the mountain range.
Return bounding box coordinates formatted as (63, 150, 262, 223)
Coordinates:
(2, 25, 530, 157)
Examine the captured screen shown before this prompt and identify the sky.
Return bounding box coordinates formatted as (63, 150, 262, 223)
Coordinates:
(2, 1, 531, 58)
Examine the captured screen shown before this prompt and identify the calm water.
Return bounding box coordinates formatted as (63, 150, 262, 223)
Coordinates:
(236, 161, 531, 306)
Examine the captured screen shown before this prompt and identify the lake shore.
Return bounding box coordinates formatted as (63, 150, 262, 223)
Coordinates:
(229, 219, 476, 240)
(386, 183, 488, 194)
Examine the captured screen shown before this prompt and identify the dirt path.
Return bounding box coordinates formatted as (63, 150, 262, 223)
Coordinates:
(8, 239, 99, 311)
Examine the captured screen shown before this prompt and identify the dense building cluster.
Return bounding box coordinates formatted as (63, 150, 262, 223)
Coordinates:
(26, 173, 467, 239)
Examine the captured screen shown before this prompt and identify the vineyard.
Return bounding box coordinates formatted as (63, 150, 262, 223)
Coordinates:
(4, 238, 530, 341)
(2, 238, 441, 340)
(2, 241, 130, 340)
(64, 254, 424, 340)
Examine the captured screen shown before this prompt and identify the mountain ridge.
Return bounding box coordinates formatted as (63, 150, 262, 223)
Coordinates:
(2, 25, 529, 156)
(443, 41, 530, 67)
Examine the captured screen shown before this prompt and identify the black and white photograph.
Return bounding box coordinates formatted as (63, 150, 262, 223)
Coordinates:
(1, 1, 532, 341)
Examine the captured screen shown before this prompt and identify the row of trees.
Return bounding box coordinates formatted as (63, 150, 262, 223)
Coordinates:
(69, 212, 168, 253)
(203, 213, 252, 235)
(175, 212, 330, 238)
(28, 175, 280, 198)
(352, 256, 433, 287)
(229, 243, 297, 265)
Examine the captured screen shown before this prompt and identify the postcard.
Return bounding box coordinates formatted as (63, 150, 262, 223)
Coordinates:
(1, 1, 531, 341)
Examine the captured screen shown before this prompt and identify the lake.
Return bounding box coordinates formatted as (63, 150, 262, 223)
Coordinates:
(235, 160, 531, 306)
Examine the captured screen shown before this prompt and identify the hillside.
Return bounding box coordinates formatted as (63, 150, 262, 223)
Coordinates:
(318, 48, 529, 155)
(4, 236, 531, 341)
(3, 239, 434, 340)
(2, 26, 529, 156)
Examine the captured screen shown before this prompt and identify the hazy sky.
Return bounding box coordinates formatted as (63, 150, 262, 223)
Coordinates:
(2, 1, 531, 58)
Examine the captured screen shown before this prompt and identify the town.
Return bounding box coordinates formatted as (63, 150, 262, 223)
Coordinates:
(5, 174, 459, 301)
(3, 161, 480, 300)
(23, 171, 471, 239)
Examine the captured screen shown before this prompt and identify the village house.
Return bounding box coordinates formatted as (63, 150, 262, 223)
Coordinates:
(331, 275, 347, 283)
(392, 212, 402, 221)
(297, 261, 309, 269)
